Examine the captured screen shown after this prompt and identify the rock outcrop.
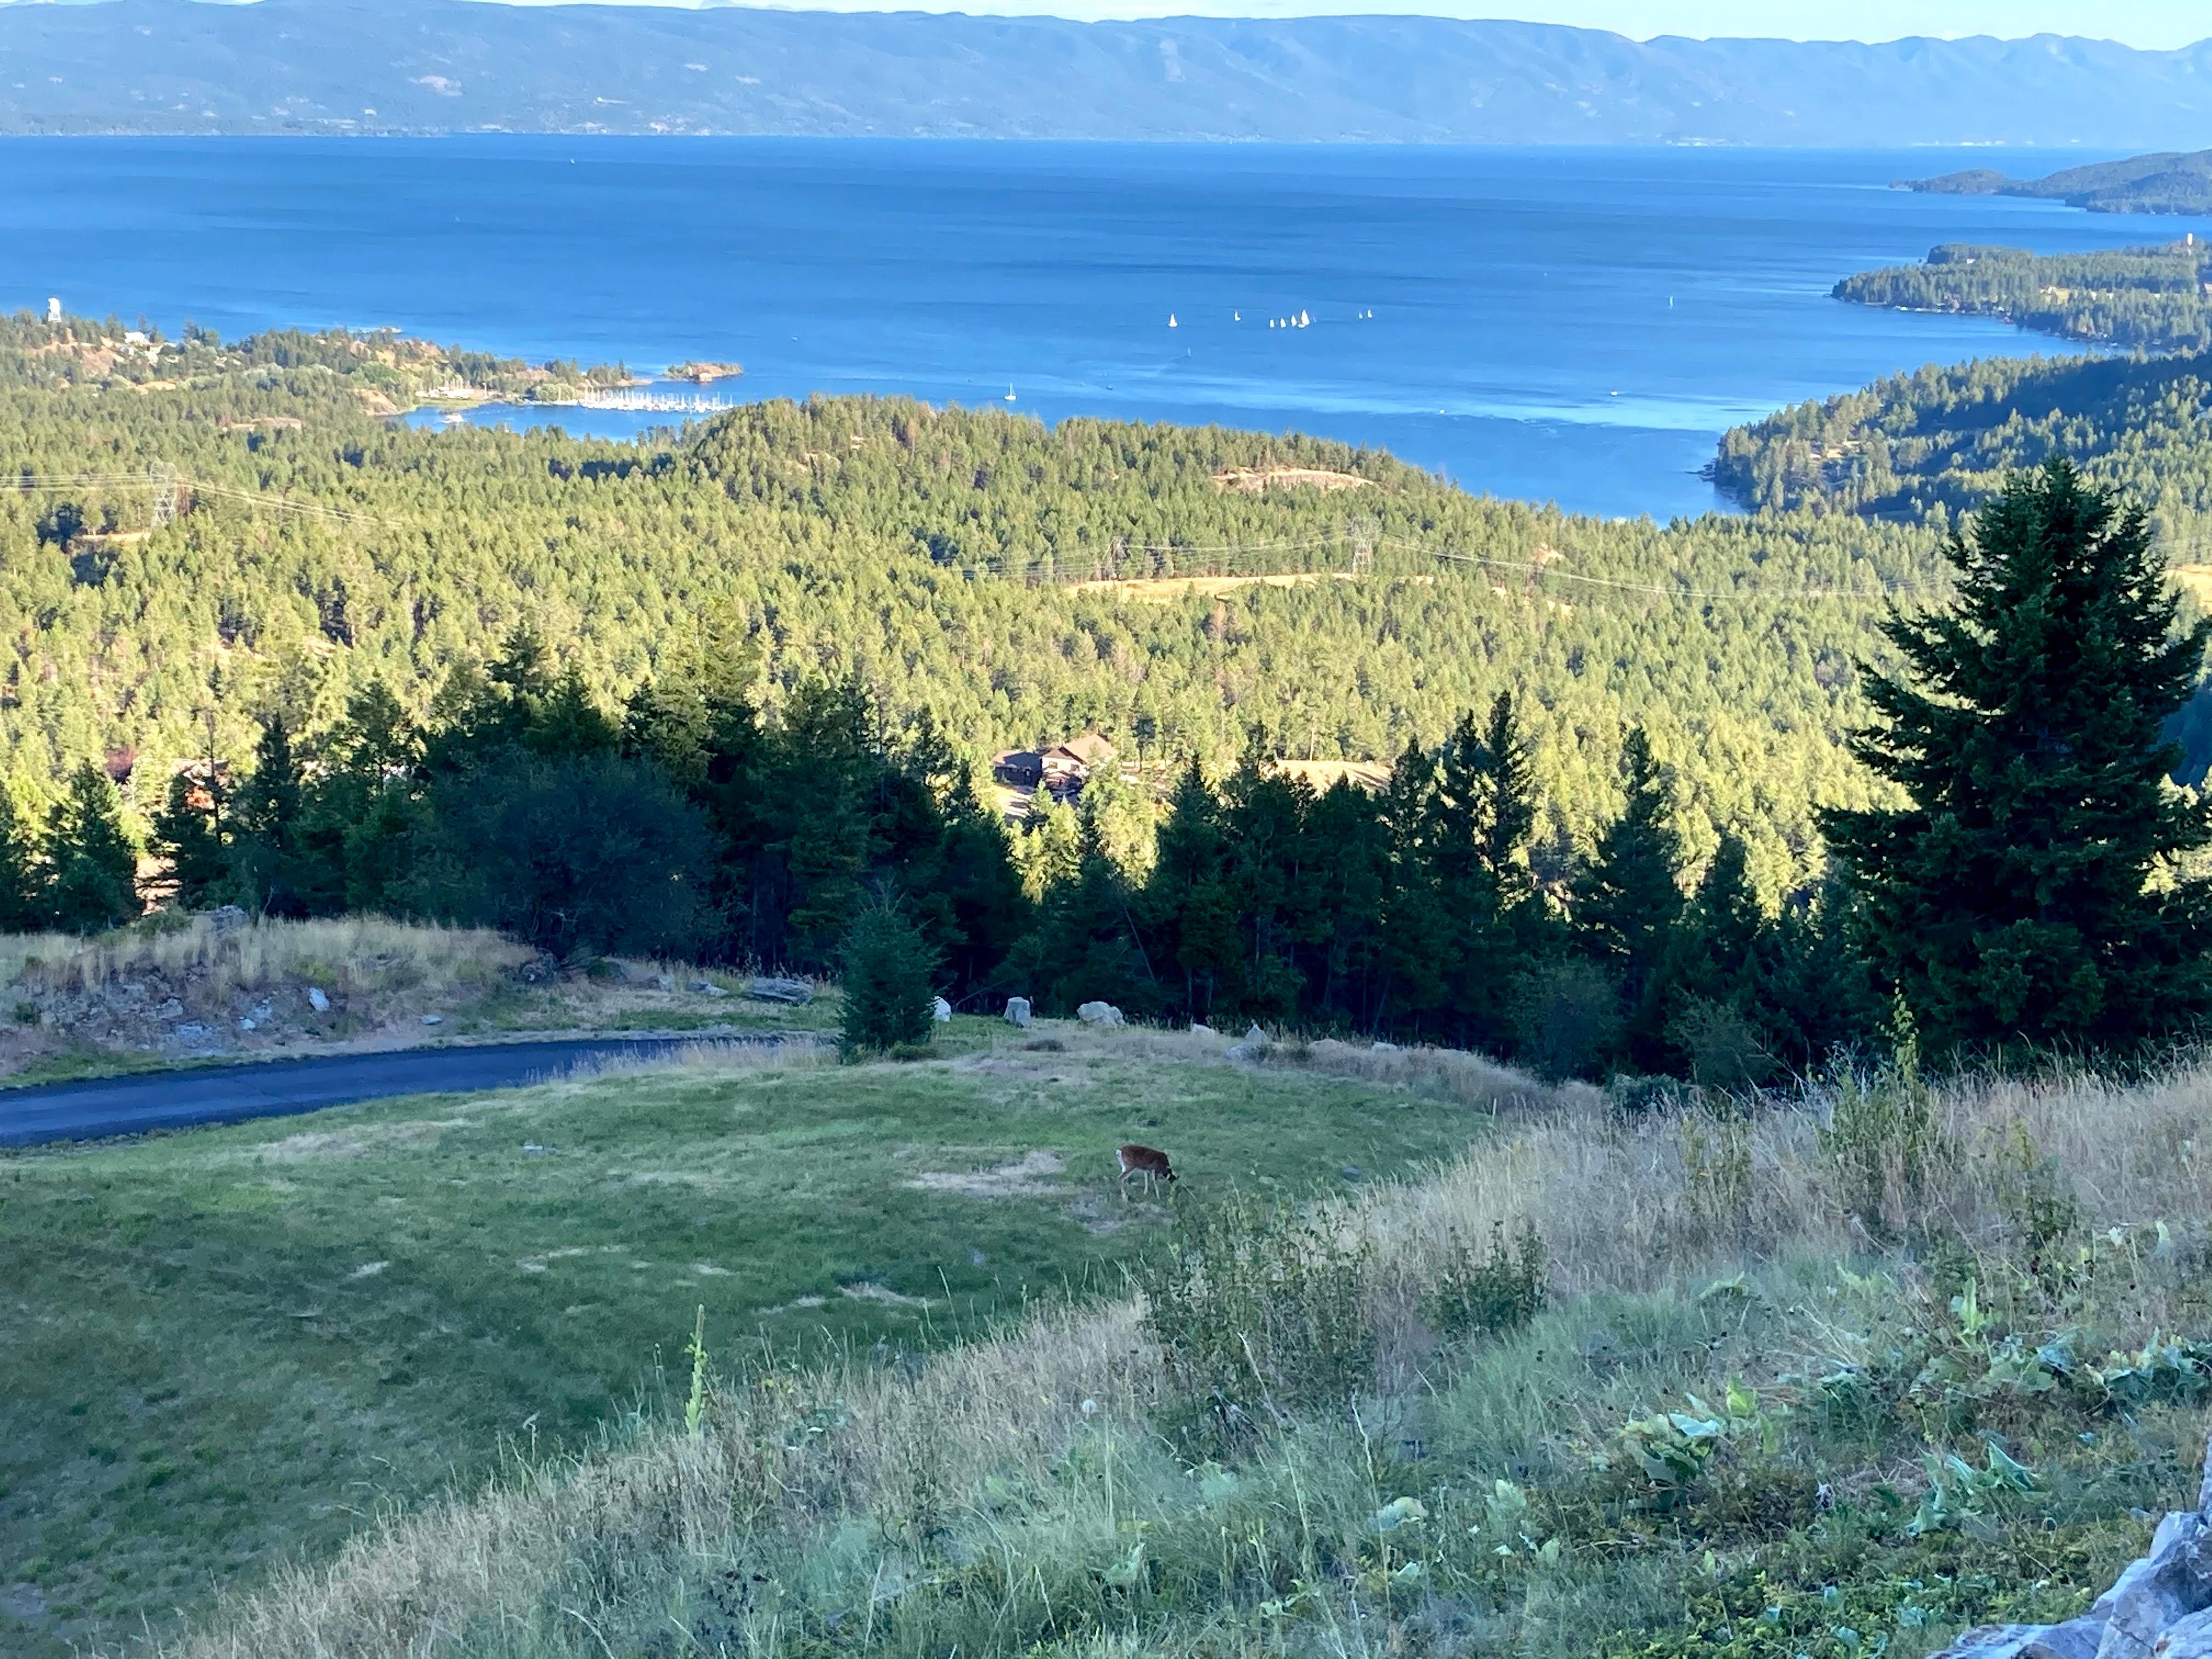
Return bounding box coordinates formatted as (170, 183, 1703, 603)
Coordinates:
(1936, 1437, 2212, 1658)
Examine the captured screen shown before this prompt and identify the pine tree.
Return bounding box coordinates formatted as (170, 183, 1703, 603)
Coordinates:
(1139, 761, 1237, 1021)
(1476, 692, 1539, 913)
(1822, 461, 2212, 1052)
(1669, 832, 1765, 1008)
(1015, 793, 1085, 904)
(1576, 726, 1684, 1064)
(150, 770, 227, 909)
(839, 900, 941, 1054)
(229, 717, 307, 916)
(0, 783, 47, 932)
(46, 762, 139, 934)
(1662, 833, 1778, 1087)
(1376, 738, 1450, 1026)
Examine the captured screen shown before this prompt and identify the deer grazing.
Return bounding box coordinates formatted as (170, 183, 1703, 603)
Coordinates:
(1115, 1143, 1176, 1199)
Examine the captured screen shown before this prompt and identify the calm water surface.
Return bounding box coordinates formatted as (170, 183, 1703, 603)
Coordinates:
(2, 138, 2207, 519)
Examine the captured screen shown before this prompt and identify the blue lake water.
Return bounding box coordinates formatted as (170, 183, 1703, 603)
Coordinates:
(2, 137, 2208, 520)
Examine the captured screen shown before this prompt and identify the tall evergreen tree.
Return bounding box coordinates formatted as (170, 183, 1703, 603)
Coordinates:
(1476, 692, 1540, 913)
(1669, 832, 1765, 1010)
(1139, 761, 1237, 1021)
(0, 783, 47, 932)
(1576, 726, 1684, 1065)
(1822, 461, 2212, 1052)
(149, 770, 228, 909)
(46, 762, 139, 934)
(229, 716, 309, 916)
(1375, 738, 1450, 1027)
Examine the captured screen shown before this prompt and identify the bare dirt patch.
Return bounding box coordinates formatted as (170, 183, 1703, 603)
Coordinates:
(1067, 570, 1359, 602)
(839, 1281, 931, 1308)
(1209, 465, 1374, 493)
(251, 1117, 472, 1162)
(904, 1148, 1067, 1198)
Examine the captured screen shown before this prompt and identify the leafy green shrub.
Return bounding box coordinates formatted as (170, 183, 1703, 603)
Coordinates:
(1421, 1220, 1547, 1347)
(1614, 1380, 1787, 1502)
(1670, 996, 1779, 1091)
(1509, 958, 1625, 1081)
(1909, 1443, 2039, 1538)
(838, 901, 941, 1057)
(1138, 1190, 1372, 1420)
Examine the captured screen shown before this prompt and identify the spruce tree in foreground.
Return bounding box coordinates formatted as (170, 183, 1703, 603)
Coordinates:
(839, 900, 941, 1055)
(1822, 461, 2212, 1053)
(46, 763, 140, 934)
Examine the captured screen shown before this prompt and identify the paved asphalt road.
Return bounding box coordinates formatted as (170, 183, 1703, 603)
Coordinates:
(0, 1037, 757, 1148)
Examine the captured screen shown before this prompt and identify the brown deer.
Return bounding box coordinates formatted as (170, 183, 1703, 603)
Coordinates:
(1115, 1143, 1176, 1199)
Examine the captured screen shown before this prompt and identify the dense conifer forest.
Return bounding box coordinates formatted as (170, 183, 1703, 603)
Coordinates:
(1833, 239, 2212, 352)
(1709, 346, 2212, 538)
(0, 309, 1942, 859)
(8, 308, 2212, 1075)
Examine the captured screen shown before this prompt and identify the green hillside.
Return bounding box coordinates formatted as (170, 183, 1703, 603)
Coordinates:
(1709, 347, 2212, 540)
(0, 309, 1940, 865)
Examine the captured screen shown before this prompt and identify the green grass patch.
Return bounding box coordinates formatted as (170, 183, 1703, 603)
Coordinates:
(0, 1025, 1476, 1656)
(0, 1045, 177, 1089)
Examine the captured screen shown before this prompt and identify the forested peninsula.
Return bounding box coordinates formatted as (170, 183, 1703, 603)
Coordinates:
(1908, 146, 2212, 215)
(1833, 239, 2212, 352)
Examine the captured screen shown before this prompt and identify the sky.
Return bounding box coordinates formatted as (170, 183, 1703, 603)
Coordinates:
(472, 0, 2209, 49)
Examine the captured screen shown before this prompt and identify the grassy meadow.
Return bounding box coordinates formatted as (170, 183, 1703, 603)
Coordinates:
(0, 1023, 1512, 1656)
(96, 1046, 2212, 1659)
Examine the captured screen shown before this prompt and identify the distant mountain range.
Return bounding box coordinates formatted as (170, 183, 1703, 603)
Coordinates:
(0, 0, 2208, 144)
(1908, 149, 2212, 213)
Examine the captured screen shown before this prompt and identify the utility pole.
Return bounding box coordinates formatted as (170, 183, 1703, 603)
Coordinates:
(149, 463, 180, 531)
(1347, 513, 1377, 578)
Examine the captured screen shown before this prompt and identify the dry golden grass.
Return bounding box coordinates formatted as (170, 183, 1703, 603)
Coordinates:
(1, 913, 531, 999)
(2170, 562, 2212, 611)
(1365, 1062, 2212, 1300)
(125, 1041, 2212, 1659)
(139, 1298, 1157, 1659)
(563, 1034, 836, 1082)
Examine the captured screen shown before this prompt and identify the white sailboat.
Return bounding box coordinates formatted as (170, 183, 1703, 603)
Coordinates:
(1005, 384, 1017, 403)
(1167, 313, 1178, 328)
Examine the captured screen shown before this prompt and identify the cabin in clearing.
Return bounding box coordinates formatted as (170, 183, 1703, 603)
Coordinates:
(992, 732, 1118, 803)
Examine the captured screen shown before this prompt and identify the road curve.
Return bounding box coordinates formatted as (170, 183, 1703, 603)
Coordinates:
(0, 1036, 777, 1148)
